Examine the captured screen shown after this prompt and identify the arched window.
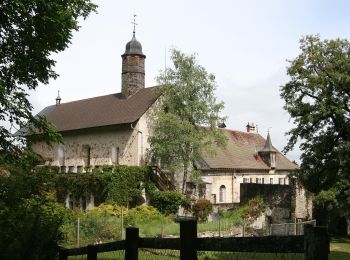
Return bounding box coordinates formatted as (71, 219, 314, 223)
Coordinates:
(219, 185, 226, 203)
(57, 146, 65, 165)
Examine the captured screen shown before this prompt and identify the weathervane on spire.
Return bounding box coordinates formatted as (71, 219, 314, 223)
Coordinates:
(131, 14, 137, 36)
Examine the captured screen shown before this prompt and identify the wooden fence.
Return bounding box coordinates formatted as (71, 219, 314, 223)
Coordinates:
(59, 219, 329, 260)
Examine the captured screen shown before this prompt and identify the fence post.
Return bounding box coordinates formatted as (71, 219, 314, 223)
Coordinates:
(77, 217, 80, 247)
(304, 224, 329, 260)
(87, 245, 97, 260)
(180, 218, 197, 260)
(58, 248, 68, 260)
(125, 227, 139, 260)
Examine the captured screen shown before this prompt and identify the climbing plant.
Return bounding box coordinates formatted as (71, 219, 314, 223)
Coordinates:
(45, 165, 151, 207)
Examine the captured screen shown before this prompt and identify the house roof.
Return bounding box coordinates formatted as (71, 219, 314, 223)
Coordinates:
(197, 129, 297, 171)
(34, 87, 157, 132)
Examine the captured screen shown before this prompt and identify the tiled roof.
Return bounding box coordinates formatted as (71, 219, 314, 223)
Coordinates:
(35, 87, 157, 132)
(198, 129, 297, 171)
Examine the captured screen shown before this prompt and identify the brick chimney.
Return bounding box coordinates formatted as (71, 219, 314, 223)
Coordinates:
(246, 122, 256, 133)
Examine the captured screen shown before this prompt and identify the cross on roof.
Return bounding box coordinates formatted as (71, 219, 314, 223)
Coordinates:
(131, 14, 138, 36)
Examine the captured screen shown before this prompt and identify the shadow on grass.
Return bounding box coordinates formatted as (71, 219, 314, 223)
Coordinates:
(330, 251, 350, 260)
(331, 236, 350, 244)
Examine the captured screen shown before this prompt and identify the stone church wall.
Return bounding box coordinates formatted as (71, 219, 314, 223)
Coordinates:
(31, 124, 141, 170)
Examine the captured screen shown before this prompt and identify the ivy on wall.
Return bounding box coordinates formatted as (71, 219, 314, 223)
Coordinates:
(34, 165, 151, 207)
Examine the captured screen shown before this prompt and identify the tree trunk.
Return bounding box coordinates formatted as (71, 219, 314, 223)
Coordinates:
(182, 166, 188, 194)
(345, 214, 350, 235)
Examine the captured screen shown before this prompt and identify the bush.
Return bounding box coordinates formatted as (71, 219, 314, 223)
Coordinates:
(149, 190, 188, 215)
(192, 199, 213, 222)
(61, 206, 122, 246)
(223, 197, 265, 225)
(124, 205, 161, 226)
(89, 203, 126, 217)
(0, 170, 67, 260)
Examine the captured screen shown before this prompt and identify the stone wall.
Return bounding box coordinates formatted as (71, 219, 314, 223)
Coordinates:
(240, 183, 292, 223)
(122, 55, 145, 97)
(240, 182, 313, 223)
(31, 124, 140, 171)
(202, 171, 290, 204)
(294, 180, 313, 219)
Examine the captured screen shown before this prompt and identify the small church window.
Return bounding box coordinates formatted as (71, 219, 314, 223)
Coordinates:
(111, 147, 119, 164)
(219, 185, 226, 203)
(57, 146, 65, 165)
(270, 177, 274, 184)
(82, 145, 91, 166)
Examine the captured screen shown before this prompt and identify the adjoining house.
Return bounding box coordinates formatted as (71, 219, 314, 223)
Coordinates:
(27, 30, 312, 221)
(194, 127, 296, 204)
(192, 126, 313, 223)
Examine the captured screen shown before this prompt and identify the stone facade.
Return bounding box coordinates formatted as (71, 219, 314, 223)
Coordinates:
(32, 103, 155, 172)
(201, 170, 290, 204)
(122, 55, 145, 97)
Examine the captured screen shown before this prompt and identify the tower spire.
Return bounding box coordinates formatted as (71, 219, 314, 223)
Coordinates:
(131, 14, 137, 37)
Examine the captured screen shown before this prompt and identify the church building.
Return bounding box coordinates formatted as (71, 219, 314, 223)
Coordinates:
(31, 31, 155, 174)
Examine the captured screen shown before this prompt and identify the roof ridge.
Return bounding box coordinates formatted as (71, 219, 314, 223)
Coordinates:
(50, 86, 157, 106)
(222, 128, 262, 137)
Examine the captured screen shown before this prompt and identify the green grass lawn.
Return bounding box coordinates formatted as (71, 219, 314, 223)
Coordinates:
(329, 236, 350, 260)
(68, 236, 350, 260)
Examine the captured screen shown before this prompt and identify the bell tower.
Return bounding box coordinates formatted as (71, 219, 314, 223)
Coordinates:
(121, 15, 146, 98)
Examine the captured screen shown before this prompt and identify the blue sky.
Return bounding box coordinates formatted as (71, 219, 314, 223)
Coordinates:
(29, 0, 350, 162)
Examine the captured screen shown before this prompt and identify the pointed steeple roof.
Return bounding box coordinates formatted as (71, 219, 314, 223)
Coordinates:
(260, 131, 275, 152)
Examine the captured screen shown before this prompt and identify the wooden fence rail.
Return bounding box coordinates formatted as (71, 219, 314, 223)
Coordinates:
(59, 220, 329, 260)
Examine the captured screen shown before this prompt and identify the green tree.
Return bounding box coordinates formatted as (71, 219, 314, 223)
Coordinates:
(149, 190, 188, 215)
(192, 199, 213, 222)
(105, 165, 149, 206)
(0, 0, 97, 163)
(280, 35, 350, 222)
(0, 167, 68, 259)
(150, 49, 226, 193)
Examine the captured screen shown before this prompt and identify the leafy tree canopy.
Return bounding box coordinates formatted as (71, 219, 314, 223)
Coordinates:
(0, 0, 97, 163)
(280, 35, 350, 212)
(150, 49, 227, 193)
